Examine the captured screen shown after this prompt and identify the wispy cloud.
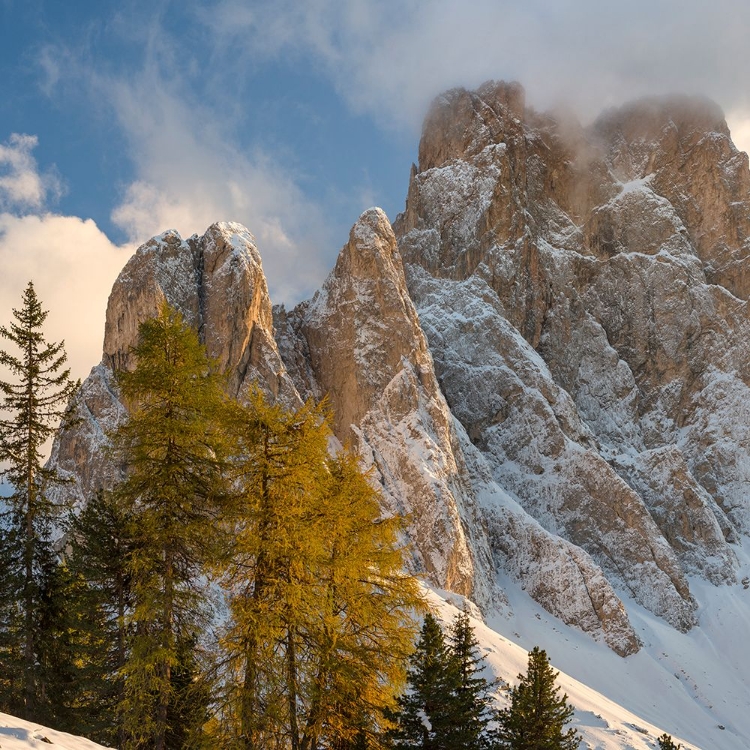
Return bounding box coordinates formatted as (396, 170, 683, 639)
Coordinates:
(0, 131, 130, 381)
(102, 63, 332, 305)
(201, 0, 750, 151)
(0, 134, 62, 211)
(37, 13, 336, 307)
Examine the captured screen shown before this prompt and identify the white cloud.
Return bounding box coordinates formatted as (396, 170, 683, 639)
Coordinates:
(0, 131, 131, 384)
(0, 212, 131, 383)
(102, 62, 334, 306)
(0, 134, 62, 211)
(206, 0, 750, 135)
(727, 112, 750, 157)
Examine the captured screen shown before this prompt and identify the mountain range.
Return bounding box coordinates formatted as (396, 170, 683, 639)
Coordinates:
(48, 81, 750, 749)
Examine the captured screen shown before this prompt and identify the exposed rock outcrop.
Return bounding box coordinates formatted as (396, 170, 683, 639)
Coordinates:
(396, 80, 747, 632)
(103, 223, 297, 405)
(50, 80, 750, 657)
(49, 222, 301, 508)
(277, 208, 639, 653)
(286, 208, 492, 605)
(406, 268, 696, 630)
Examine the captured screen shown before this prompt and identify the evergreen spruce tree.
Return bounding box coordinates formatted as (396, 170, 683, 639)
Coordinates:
(34, 555, 86, 733)
(387, 612, 456, 750)
(64, 490, 136, 747)
(112, 302, 228, 750)
(0, 521, 23, 712)
(388, 610, 496, 750)
(444, 608, 494, 748)
(0, 281, 78, 720)
(163, 634, 214, 750)
(657, 734, 682, 750)
(494, 646, 579, 750)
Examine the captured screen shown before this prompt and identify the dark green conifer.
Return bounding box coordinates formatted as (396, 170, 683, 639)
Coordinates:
(64, 490, 135, 747)
(388, 609, 497, 750)
(494, 646, 578, 750)
(657, 733, 682, 750)
(0, 281, 78, 720)
(387, 612, 456, 749)
(0, 522, 23, 711)
(444, 608, 494, 748)
(34, 556, 88, 733)
(163, 634, 214, 750)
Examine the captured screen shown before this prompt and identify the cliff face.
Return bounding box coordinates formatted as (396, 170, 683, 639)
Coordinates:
(48, 222, 302, 509)
(293, 209, 489, 603)
(50, 81, 750, 658)
(394, 80, 750, 634)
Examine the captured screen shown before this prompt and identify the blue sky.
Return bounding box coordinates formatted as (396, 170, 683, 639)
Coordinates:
(2, 0, 750, 380)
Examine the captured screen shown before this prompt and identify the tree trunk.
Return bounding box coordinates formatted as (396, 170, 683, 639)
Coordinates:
(23, 433, 35, 720)
(240, 631, 260, 750)
(117, 565, 127, 750)
(155, 546, 173, 750)
(240, 447, 273, 749)
(287, 625, 299, 750)
(23, 502, 34, 718)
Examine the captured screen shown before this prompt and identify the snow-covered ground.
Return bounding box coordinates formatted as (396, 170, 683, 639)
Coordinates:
(0, 714, 107, 750)
(430, 542, 750, 750)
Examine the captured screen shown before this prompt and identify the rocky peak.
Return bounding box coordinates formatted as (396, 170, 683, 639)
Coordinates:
(277, 208, 640, 652)
(49, 222, 300, 510)
(276, 208, 493, 604)
(302, 208, 432, 439)
(591, 96, 750, 295)
(102, 222, 284, 400)
(103, 228, 199, 372)
(593, 94, 731, 175)
(396, 80, 746, 636)
(417, 80, 526, 172)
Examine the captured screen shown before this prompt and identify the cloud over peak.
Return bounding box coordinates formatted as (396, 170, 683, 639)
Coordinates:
(203, 0, 750, 150)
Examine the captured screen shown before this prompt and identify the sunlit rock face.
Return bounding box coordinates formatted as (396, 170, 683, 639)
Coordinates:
(277, 208, 639, 655)
(395, 80, 750, 639)
(48, 222, 301, 510)
(50, 81, 750, 657)
(102, 223, 298, 405)
(299, 208, 492, 604)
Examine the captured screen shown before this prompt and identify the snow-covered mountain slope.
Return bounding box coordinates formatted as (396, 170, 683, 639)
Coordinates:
(430, 579, 750, 750)
(0, 714, 107, 750)
(47, 81, 750, 747)
(393, 80, 750, 637)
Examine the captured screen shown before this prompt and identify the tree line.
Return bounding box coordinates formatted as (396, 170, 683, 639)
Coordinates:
(390, 611, 579, 749)
(0, 283, 580, 749)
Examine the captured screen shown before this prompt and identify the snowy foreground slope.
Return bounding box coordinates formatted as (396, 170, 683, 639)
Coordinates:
(431, 552, 750, 750)
(0, 582, 726, 750)
(0, 714, 106, 750)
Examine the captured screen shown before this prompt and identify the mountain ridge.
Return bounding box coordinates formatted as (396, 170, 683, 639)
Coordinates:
(46, 80, 750, 747)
